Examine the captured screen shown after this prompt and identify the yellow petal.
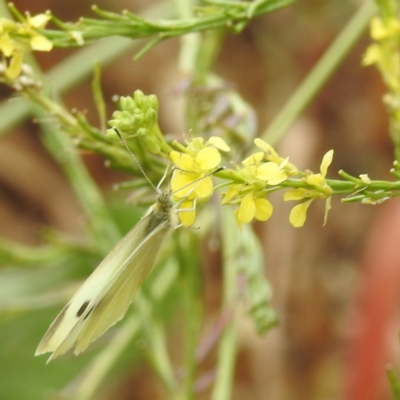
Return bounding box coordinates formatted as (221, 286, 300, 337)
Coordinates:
(256, 162, 279, 180)
(242, 152, 263, 167)
(369, 17, 394, 40)
(268, 170, 288, 185)
(222, 185, 240, 205)
(30, 34, 53, 51)
(254, 198, 273, 221)
(194, 176, 213, 198)
(6, 52, 23, 79)
(27, 13, 51, 28)
(284, 188, 307, 201)
(196, 147, 221, 171)
(206, 136, 230, 152)
(178, 200, 196, 227)
(234, 209, 243, 231)
(256, 162, 288, 184)
(171, 172, 198, 198)
(362, 44, 382, 66)
(170, 151, 194, 170)
(320, 150, 333, 177)
(0, 33, 15, 56)
(237, 193, 255, 223)
(254, 138, 280, 158)
(323, 197, 331, 226)
(306, 173, 323, 187)
(289, 200, 313, 228)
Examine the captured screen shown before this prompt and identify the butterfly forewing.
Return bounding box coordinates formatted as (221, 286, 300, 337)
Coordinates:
(73, 222, 169, 354)
(36, 197, 174, 362)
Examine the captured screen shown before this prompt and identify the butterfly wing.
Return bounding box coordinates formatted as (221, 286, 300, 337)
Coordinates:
(36, 210, 170, 361)
(72, 223, 169, 355)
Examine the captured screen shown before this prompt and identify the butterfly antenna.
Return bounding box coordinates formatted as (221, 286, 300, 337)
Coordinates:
(113, 128, 159, 193)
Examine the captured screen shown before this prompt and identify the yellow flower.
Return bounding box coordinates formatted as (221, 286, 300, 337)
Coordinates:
(170, 136, 229, 226)
(284, 150, 334, 228)
(170, 147, 220, 199)
(234, 193, 273, 229)
(305, 149, 333, 189)
(222, 140, 297, 229)
(363, 16, 400, 92)
(0, 13, 52, 79)
(370, 16, 400, 40)
(362, 44, 382, 66)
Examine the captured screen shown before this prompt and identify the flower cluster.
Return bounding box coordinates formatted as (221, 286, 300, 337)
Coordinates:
(106, 94, 334, 229)
(363, 14, 400, 129)
(222, 138, 298, 228)
(363, 16, 400, 92)
(169, 137, 230, 226)
(107, 90, 171, 155)
(0, 13, 52, 79)
(221, 139, 334, 228)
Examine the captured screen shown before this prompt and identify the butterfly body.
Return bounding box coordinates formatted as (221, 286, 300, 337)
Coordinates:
(36, 191, 176, 362)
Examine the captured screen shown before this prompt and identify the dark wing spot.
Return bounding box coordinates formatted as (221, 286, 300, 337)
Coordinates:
(83, 306, 95, 320)
(77, 301, 90, 317)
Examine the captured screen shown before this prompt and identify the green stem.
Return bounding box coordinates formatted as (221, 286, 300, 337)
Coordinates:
(211, 207, 238, 400)
(71, 316, 141, 400)
(40, 0, 295, 48)
(387, 365, 400, 400)
(0, 2, 174, 138)
(261, 0, 377, 145)
(135, 291, 179, 397)
(173, 230, 203, 400)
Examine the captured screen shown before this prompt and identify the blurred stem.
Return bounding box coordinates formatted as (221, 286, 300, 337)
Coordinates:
(175, 231, 203, 399)
(174, 3, 205, 398)
(175, 0, 201, 76)
(40, 125, 121, 250)
(261, 0, 377, 146)
(66, 316, 141, 400)
(22, 75, 121, 250)
(387, 366, 400, 400)
(136, 291, 179, 397)
(0, 0, 121, 249)
(0, 238, 69, 266)
(211, 207, 238, 400)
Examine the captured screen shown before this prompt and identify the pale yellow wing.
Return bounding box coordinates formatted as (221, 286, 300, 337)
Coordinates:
(36, 207, 171, 362)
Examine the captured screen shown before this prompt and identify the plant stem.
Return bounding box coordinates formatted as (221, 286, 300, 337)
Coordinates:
(261, 0, 377, 146)
(179, 232, 203, 400)
(211, 207, 238, 400)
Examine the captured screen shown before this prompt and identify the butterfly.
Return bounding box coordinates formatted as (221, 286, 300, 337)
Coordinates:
(35, 189, 179, 362)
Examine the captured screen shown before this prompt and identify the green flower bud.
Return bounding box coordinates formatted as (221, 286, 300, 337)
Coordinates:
(105, 128, 119, 139)
(133, 90, 144, 107)
(145, 108, 157, 128)
(147, 94, 159, 111)
(136, 127, 147, 137)
(119, 96, 135, 112)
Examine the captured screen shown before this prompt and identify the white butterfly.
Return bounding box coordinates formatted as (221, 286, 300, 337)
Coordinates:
(36, 190, 179, 362)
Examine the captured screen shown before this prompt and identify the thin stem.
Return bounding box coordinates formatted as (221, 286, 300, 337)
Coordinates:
(261, 0, 377, 146)
(0, 2, 175, 138)
(135, 291, 179, 396)
(180, 232, 203, 400)
(211, 206, 238, 400)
